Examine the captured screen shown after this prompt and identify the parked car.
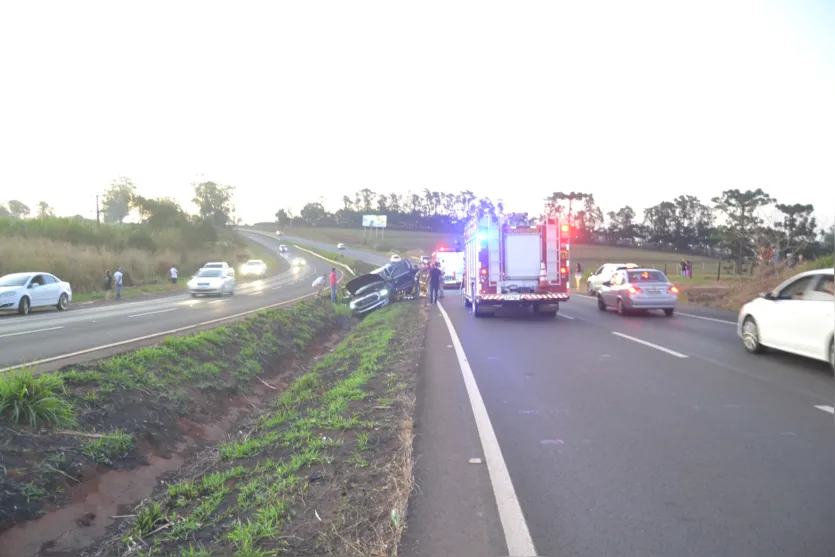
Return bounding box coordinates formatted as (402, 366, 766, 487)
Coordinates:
(738, 268, 834, 371)
(202, 261, 235, 278)
(586, 263, 639, 294)
(344, 260, 418, 314)
(188, 268, 236, 297)
(390, 254, 402, 263)
(337, 243, 346, 250)
(279, 245, 288, 253)
(240, 259, 267, 277)
(0, 272, 73, 315)
(596, 268, 679, 316)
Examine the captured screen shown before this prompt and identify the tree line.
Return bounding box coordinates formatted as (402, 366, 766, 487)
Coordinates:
(281, 188, 832, 271)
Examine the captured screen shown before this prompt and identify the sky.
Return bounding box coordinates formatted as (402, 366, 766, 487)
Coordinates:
(1, 0, 833, 227)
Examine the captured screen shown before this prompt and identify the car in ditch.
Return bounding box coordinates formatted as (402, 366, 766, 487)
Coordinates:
(343, 259, 418, 315)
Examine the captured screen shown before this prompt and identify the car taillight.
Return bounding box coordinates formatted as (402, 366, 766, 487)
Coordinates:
(560, 267, 567, 274)
(628, 287, 642, 295)
(669, 285, 680, 294)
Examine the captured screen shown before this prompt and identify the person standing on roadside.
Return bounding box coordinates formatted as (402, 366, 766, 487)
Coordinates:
(575, 262, 583, 290)
(104, 269, 113, 301)
(428, 262, 443, 304)
(113, 267, 124, 300)
(170, 265, 178, 288)
(329, 267, 338, 303)
(312, 273, 326, 294)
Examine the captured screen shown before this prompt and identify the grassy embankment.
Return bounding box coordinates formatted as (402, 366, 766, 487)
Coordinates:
(0, 296, 425, 556)
(0, 216, 281, 302)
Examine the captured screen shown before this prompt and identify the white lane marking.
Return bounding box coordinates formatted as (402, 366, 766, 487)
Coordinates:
(676, 312, 736, 325)
(437, 303, 537, 557)
(814, 405, 835, 414)
(129, 308, 178, 318)
(0, 326, 64, 339)
(558, 314, 575, 320)
(611, 331, 689, 358)
(209, 299, 227, 304)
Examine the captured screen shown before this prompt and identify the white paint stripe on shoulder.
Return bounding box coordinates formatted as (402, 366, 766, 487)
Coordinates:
(558, 314, 575, 320)
(129, 308, 178, 318)
(814, 405, 835, 415)
(0, 326, 63, 339)
(611, 331, 689, 358)
(676, 312, 737, 325)
(437, 303, 537, 557)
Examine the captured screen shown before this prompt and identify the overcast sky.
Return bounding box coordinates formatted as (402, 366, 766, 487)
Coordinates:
(1, 0, 833, 226)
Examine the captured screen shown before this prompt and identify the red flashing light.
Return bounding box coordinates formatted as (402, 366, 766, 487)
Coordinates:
(560, 267, 567, 274)
(560, 224, 570, 233)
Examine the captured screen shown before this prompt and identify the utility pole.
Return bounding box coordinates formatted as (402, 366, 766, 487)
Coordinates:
(96, 194, 101, 226)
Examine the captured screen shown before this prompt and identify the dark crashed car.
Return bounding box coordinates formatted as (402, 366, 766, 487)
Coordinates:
(344, 260, 418, 314)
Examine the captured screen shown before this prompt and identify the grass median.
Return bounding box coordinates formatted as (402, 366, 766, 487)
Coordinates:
(293, 244, 379, 276)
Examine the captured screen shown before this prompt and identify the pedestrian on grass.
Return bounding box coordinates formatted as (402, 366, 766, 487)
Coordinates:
(170, 265, 178, 287)
(113, 267, 124, 300)
(312, 274, 326, 293)
(428, 262, 442, 304)
(104, 269, 113, 301)
(329, 267, 338, 303)
(680, 259, 687, 278)
(575, 262, 583, 290)
(685, 260, 692, 279)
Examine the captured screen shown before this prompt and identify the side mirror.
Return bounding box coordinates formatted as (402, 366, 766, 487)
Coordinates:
(760, 291, 775, 300)
(602, 281, 611, 287)
(29, 283, 39, 289)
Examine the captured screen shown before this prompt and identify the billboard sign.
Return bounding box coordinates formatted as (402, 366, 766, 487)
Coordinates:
(362, 215, 388, 228)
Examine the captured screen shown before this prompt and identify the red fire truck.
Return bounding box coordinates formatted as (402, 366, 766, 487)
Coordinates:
(462, 212, 571, 317)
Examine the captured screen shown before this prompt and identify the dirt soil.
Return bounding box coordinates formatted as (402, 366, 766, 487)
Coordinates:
(682, 264, 807, 309)
(0, 299, 348, 557)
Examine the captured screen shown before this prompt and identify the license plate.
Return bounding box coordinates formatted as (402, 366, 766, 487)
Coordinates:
(505, 294, 521, 301)
(647, 288, 661, 294)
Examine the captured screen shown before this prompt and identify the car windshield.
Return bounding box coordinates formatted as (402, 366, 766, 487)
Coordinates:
(197, 269, 223, 278)
(0, 273, 32, 287)
(204, 263, 222, 268)
(627, 270, 667, 283)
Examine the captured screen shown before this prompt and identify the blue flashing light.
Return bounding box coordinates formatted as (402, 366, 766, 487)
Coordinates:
(477, 231, 488, 242)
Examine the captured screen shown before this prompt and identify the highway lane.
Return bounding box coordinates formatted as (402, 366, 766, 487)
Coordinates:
(0, 236, 335, 370)
(289, 238, 835, 555)
(436, 298, 835, 557)
(276, 232, 392, 267)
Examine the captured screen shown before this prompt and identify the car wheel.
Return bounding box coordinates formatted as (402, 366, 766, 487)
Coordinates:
(597, 295, 606, 311)
(829, 339, 834, 374)
(191, 293, 198, 298)
(57, 293, 69, 311)
(587, 282, 594, 295)
(664, 308, 674, 317)
(741, 316, 765, 354)
(617, 299, 627, 316)
(18, 296, 30, 315)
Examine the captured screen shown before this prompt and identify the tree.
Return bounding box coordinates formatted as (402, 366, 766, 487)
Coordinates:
(711, 188, 775, 273)
(102, 176, 136, 223)
(581, 195, 604, 239)
(606, 206, 636, 243)
(359, 189, 374, 212)
(388, 193, 401, 213)
(342, 195, 354, 211)
(7, 200, 30, 219)
(775, 203, 817, 252)
(275, 209, 290, 228)
(0, 204, 9, 217)
(132, 195, 189, 230)
(299, 202, 327, 225)
(36, 201, 54, 217)
(192, 181, 235, 227)
(376, 194, 388, 213)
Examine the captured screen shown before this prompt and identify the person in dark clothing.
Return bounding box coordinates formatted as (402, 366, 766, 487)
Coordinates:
(104, 269, 112, 301)
(428, 262, 443, 304)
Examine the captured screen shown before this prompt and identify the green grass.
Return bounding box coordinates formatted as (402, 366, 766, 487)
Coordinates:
(118, 302, 416, 556)
(0, 369, 77, 428)
(82, 430, 135, 464)
(291, 244, 378, 276)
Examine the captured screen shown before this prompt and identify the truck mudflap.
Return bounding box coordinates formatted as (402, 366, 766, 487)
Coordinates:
(480, 293, 569, 302)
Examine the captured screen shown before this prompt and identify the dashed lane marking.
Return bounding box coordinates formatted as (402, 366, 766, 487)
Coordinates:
(0, 326, 64, 339)
(129, 308, 178, 318)
(611, 331, 689, 358)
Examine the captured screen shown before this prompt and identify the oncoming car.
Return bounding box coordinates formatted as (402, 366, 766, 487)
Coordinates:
(0, 272, 73, 315)
(188, 268, 236, 297)
(292, 257, 306, 267)
(596, 268, 679, 316)
(202, 261, 234, 278)
(737, 268, 834, 371)
(337, 243, 346, 250)
(240, 259, 267, 277)
(279, 245, 288, 253)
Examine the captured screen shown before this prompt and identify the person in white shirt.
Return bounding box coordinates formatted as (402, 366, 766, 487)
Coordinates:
(113, 267, 124, 300)
(312, 274, 326, 291)
(170, 265, 178, 287)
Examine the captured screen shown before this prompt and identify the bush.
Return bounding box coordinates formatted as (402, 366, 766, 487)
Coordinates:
(0, 369, 77, 428)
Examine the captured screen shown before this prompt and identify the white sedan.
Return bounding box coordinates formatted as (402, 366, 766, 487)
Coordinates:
(240, 259, 267, 277)
(0, 272, 73, 315)
(738, 268, 834, 371)
(187, 268, 236, 297)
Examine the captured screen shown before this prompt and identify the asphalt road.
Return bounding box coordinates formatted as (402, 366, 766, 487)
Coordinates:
(288, 235, 835, 557)
(278, 233, 393, 267)
(0, 232, 337, 371)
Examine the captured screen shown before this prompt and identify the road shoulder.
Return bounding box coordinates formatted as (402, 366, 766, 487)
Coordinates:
(399, 303, 506, 556)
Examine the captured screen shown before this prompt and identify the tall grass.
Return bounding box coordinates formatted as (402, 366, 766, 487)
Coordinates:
(0, 369, 77, 428)
(0, 216, 248, 293)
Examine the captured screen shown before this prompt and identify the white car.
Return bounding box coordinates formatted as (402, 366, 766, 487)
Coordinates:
(240, 259, 267, 277)
(292, 257, 306, 267)
(188, 268, 236, 297)
(0, 272, 73, 315)
(337, 243, 346, 250)
(279, 245, 289, 253)
(202, 261, 235, 278)
(586, 262, 639, 294)
(738, 268, 834, 371)
(390, 254, 402, 263)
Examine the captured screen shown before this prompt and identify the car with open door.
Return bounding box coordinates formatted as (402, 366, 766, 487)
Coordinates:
(738, 268, 834, 372)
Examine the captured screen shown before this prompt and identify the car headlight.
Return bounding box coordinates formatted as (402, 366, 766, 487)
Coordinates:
(380, 289, 388, 296)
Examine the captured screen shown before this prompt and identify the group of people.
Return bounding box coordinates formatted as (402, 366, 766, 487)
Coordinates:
(415, 261, 445, 304)
(103, 267, 124, 301)
(312, 268, 340, 302)
(679, 259, 692, 279)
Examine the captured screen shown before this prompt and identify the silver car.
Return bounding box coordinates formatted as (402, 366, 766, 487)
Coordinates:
(596, 268, 679, 316)
(188, 268, 236, 297)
